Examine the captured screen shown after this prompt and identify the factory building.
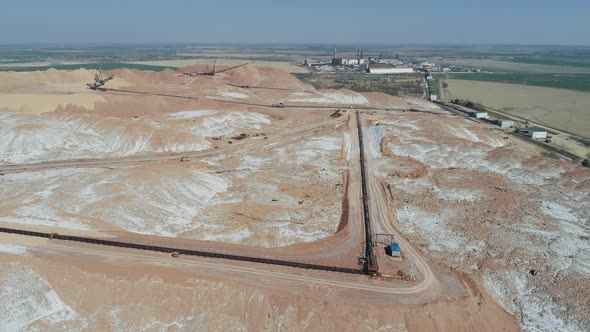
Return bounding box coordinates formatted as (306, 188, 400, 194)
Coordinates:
(528, 128, 548, 139)
(331, 48, 368, 67)
(496, 120, 514, 128)
(332, 58, 368, 66)
(368, 63, 414, 74)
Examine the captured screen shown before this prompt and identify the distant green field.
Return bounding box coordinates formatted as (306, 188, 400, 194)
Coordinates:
(509, 57, 590, 69)
(443, 73, 590, 92)
(0, 63, 177, 72)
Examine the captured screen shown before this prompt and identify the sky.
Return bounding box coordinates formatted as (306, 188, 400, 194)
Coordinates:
(0, 0, 589, 45)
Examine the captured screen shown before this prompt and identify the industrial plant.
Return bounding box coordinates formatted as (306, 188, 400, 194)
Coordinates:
(303, 48, 416, 74)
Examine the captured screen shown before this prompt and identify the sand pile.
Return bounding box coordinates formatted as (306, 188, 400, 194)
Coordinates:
(0, 68, 133, 114)
(222, 65, 309, 90)
(0, 68, 93, 91)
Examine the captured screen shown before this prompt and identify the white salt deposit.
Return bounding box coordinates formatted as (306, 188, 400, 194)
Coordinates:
(392, 177, 433, 195)
(379, 118, 420, 131)
(294, 137, 342, 166)
(0, 243, 28, 256)
(367, 126, 384, 158)
(262, 221, 333, 247)
(194, 112, 271, 137)
(405, 98, 443, 112)
(290, 92, 311, 97)
(200, 228, 254, 244)
(0, 263, 78, 331)
(484, 272, 582, 332)
(92, 170, 230, 237)
(541, 201, 579, 223)
(239, 155, 272, 169)
(343, 133, 352, 161)
(384, 123, 560, 185)
(0, 110, 275, 163)
(219, 92, 248, 99)
(446, 125, 481, 143)
(396, 206, 465, 252)
(434, 187, 482, 201)
(0, 167, 230, 237)
(383, 117, 588, 331)
(0, 111, 210, 163)
(167, 110, 218, 119)
(290, 91, 368, 105)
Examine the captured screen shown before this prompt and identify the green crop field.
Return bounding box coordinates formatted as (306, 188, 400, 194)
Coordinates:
(443, 73, 590, 92)
(506, 49, 590, 68)
(509, 57, 590, 69)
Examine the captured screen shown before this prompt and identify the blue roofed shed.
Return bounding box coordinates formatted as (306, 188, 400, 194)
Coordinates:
(385, 242, 401, 257)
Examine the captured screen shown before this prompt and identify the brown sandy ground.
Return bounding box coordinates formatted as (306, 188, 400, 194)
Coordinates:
(2, 65, 582, 331)
(0, 234, 518, 331)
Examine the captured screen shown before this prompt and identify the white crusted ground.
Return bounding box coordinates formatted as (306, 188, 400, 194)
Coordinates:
(376, 114, 589, 332)
(0, 110, 271, 163)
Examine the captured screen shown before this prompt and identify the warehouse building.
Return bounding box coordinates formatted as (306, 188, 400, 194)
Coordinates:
(331, 48, 368, 67)
(334, 58, 368, 66)
(528, 127, 548, 139)
(368, 63, 414, 74)
(497, 120, 514, 128)
(472, 112, 488, 119)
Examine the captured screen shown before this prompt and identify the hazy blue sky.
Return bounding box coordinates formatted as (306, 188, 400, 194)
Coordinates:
(1, 0, 589, 45)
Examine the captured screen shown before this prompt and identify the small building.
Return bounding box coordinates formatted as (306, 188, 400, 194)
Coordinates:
(385, 242, 401, 257)
(528, 127, 548, 139)
(430, 95, 438, 101)
(496, 120, 514, 128)
(472, 112, 488, 119)
(368, 63, 414, 74)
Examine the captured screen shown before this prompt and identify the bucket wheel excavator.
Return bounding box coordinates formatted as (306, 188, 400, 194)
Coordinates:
(87, 65, 115, 90)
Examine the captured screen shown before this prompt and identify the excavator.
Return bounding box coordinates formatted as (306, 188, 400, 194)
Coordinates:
(87, 65, 115, 90)
(181, 60, 250, 77)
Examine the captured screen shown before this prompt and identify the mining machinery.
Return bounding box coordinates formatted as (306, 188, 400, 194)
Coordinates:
(182, 61, 250, 77)
(87, 66, 115, 90)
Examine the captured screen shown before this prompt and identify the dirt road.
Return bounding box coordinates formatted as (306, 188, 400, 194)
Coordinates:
(358, 112, 439, 293)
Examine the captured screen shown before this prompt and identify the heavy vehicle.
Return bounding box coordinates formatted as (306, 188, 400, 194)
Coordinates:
(87, 66, 115, 90)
